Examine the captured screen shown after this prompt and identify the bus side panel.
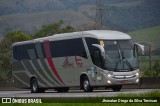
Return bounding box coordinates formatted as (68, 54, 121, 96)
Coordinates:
(51, 57, 75, 87)
(29, 59, 62, 88)
(52, 56, 96, 87)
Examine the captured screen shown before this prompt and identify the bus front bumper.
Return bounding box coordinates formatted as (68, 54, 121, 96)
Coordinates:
(105, 75, 139, 85)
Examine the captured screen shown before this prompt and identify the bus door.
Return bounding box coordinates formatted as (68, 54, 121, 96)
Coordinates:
(92, 49, 103, 85)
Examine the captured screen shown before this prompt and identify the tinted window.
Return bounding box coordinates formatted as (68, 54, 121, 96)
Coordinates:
(40, 43, 46, 58)
(50, 38, 87, 58)
(85, 38, 99, 61)
(13, 43, 38, 60)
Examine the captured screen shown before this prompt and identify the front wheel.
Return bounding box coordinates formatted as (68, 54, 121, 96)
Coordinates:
(83, 78, 93, 92)
(111, 85, 122, 92)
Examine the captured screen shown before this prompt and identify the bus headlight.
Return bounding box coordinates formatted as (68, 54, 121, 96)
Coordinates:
(136, 73, 139, 76)
(136, 79, 139, 83)
(107, 80, 111, 84)
(108, 74, 111, 77)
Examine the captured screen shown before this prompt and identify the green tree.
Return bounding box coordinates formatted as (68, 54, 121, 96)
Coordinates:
(34, 20, 75, 38)
(0, 31, 32, 81)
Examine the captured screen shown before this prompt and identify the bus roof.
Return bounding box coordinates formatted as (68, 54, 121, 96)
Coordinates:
(84, 30, 131, 40)
(13, 30, 132, 46)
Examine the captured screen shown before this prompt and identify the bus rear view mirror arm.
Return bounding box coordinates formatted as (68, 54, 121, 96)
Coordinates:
(92, 44, 105, 58)
(134, 43, 145, 55)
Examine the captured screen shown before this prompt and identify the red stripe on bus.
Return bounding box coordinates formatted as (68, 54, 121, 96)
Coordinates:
(43, 40, 65, 85)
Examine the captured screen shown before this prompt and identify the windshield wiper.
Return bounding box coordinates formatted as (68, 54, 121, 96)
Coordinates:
(123, 57, 134, 71)
(114, 51, 134, 71)
(121, 51, 134, 71)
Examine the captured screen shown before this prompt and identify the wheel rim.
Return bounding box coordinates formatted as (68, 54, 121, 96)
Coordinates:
(33, 80, 37, 92)
(84, 80, 89, 91)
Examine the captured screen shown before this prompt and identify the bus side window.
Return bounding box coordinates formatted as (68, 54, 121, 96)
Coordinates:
(50, 38, 87, 59)
(85, 37, 100, 64)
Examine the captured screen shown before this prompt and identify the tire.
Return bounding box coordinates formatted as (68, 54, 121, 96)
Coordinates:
(56, 87, 69, 92)
(83, 78, 93, 92)
(111, 85, 122, 92)
(31, 78, 39, 93)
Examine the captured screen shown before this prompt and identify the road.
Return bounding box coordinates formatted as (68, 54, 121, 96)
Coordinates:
(0, 89, 156, 97)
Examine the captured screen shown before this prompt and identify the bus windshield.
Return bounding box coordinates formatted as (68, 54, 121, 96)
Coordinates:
(104, 40, 138, 71)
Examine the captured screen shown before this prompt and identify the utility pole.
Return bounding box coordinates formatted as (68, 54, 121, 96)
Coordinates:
(149, 44, 152, 73)
(95, 0, 105, 29)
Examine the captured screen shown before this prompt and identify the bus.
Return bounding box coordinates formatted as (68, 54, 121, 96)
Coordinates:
(12, 30, 144, 93)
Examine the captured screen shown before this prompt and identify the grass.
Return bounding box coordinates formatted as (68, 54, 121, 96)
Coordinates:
(117, 90, 160, 97)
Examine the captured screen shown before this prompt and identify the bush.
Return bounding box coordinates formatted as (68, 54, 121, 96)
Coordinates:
(143, 61, 160, 77)
(152, 61, 160, 76)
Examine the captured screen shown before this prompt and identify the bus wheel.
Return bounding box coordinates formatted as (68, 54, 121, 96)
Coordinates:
(83, 78, 93, 92)
(31, 78, 39, 93)
(111, 85, 122, 92)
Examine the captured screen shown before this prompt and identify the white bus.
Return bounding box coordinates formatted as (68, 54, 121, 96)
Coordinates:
(12, 30, 144, 93)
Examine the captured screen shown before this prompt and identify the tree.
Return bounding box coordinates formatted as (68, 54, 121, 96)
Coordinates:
(0, 31, 32, 81)
(34, 20, 75, 38)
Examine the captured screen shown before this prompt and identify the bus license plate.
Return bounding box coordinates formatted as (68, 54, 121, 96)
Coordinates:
(121, 80, 128, 84)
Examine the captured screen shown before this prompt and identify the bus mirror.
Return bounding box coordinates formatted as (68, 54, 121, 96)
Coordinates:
(92, 44, 105, 58)
(134, 43, 145, 55)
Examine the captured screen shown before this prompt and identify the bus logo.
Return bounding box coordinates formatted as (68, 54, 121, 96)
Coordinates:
(2, 98, 11, 103)
(62, 56, 83, 68)
(62, 57, 73, 68)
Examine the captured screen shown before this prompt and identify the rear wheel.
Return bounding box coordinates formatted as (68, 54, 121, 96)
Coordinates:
(111, 85, 122, 92)
(83, 78, 93, 92)
(31, 78, 39, 93)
